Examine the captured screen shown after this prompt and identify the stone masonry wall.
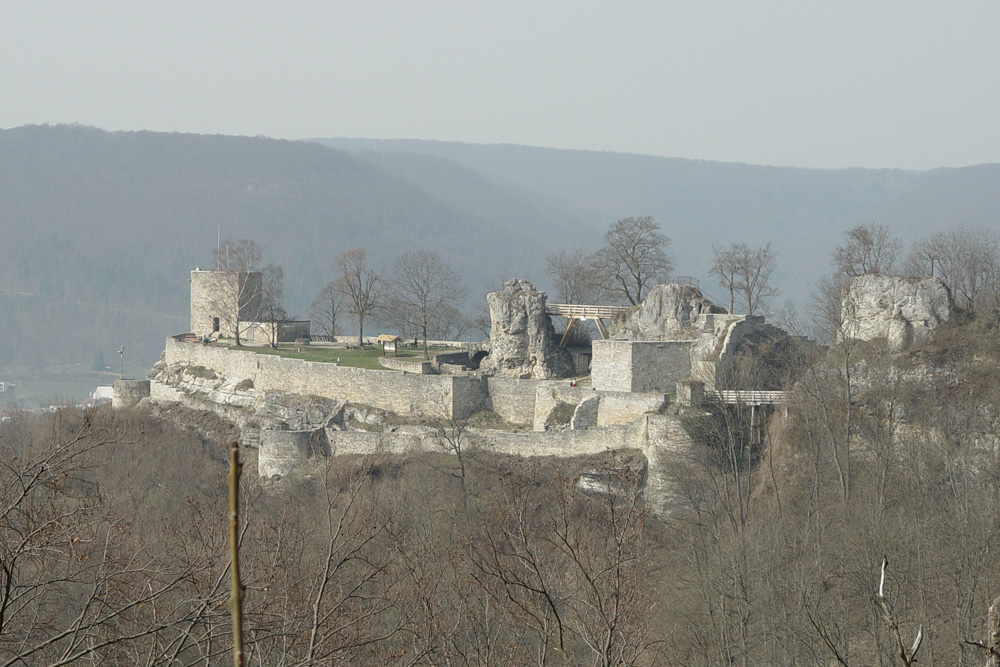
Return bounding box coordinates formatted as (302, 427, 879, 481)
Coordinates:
(630, 341, 692, 392)
(327, 428, 439, 456)
(532, 383, 600, 431)
(163, 337, 489, 419)
(378, 357, 433, 374)
(256, 413, 701, 517)
(590, 340, 633, 392)
(190, 270, 263, 338)
(317, 414, 693, 463)
(485, 376, 540, 425)
(531, 385, 669, 431)
(451, 376, 491, 419)
(112, 379, 151, 408)
(591, 340, 692, 393)
(596, 391, 668, 427)
(320, 421, 630, 458)
(259, 429, 315, 478)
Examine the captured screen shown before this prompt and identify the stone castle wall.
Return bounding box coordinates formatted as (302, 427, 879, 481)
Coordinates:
(378, 356, 433, 374)
(485, 376, 541, 426)
(314, 414, 688, 460)
(530, 382, 669, 431)
(597, 391, 668, 427)
(261, 413, 701, 517)
(162, 338, 673, 431)
(259, 428, 320, 478)
(591, 340, 692, 393)
(163, 337, 488, 419)
(112, 379, 151, 408)
(532, 384, 599, 431)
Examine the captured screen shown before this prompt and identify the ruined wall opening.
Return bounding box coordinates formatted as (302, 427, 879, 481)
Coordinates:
(469, 350, 489, 370)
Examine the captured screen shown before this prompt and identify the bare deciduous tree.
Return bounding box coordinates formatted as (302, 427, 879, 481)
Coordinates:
(833, 223, 901, 278)
(334, 248, 380, 347)
(546, 249, 606, 304)
(811, 225, 901, 343)
(594, 216, 672, 305)
(297, 457, 403, 664)
(737, 242, 779, 316)
(258, 263, 287, 349)
(709, 244, 741, 313)
(383, 250, 467, 358)
(310, 280, 342, 341)
(906, 226, 1000, 313)
(469, 454, 662, 666)
(0, 411, 208, 665)
(210, 238, 264, 346)
(810, 273, 850, 343)
(710, 242, 779, 315)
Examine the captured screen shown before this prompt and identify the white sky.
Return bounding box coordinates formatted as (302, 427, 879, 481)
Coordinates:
(3, 1, 999, 169)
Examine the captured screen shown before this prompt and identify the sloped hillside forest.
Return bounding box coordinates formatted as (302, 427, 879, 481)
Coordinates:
(3, 125, 1000, 665)
(5, 317, 1000, 665)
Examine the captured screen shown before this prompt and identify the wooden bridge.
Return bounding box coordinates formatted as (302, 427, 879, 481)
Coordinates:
(709, 390, 793, 447)
(709, 390, 792, 406)
(546, 303, 633, 346)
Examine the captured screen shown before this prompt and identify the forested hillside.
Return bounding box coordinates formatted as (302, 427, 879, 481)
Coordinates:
(320, 138, 1000, 306)
(5, 316, 1000, 664)
(0, 126, 585, 389)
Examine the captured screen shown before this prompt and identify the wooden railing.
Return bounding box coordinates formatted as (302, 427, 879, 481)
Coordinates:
(546, 303, 632, 319)
(710, 390, 791, 405)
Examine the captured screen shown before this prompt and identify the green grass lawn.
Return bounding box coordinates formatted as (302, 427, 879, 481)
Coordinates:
(236, 344, 457, 370)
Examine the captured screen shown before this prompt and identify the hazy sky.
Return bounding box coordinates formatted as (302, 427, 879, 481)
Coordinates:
(4, 1, 999, 169)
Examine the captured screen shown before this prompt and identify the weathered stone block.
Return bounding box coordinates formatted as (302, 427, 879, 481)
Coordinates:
(479, 279, 573, 379)
(591, 340, 692, 393)
(840, 274, 957, 351)
(676, 379, 705, 407)
(608, 283, 726, 340)
(571, 395, 600, 430)
(112, 379, 150, 408)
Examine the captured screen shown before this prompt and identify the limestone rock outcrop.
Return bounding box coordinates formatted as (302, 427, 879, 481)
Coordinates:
(839, 274, 957, 351)
(608, 283, 727, 340)
(479, 279, 573, 379)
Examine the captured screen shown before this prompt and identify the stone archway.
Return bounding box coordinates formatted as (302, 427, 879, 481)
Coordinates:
(469, 350, 489, 370)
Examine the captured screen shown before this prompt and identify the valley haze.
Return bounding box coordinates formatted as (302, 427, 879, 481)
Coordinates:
(0, 124, 998, 400)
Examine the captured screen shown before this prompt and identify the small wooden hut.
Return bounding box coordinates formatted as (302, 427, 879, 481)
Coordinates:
(376, 334, 402, 356)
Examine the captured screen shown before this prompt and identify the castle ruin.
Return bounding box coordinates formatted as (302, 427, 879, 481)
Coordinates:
(146, 272, 802, 516)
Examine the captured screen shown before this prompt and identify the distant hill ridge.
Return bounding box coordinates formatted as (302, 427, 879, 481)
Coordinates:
(1, 125, 997, 390)
(315, 137, 1000, 294)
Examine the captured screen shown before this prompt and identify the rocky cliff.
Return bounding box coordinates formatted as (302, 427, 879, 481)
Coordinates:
(608, 283, 726, 340)
(479, 279, 574, 379)
(840, 274, 958, 351)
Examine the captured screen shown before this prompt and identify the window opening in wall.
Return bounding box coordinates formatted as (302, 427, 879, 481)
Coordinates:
(212, 317, 220, 332)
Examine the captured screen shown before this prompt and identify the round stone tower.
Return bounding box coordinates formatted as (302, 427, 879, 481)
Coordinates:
(112, 379, 151, 408)
(259, 427, 315, 478)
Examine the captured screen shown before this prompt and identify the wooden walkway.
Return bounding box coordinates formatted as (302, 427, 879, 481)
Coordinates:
(710, 390, 791, 406)
(545, 304, 632, 319)
(546, 303, 632, 345)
